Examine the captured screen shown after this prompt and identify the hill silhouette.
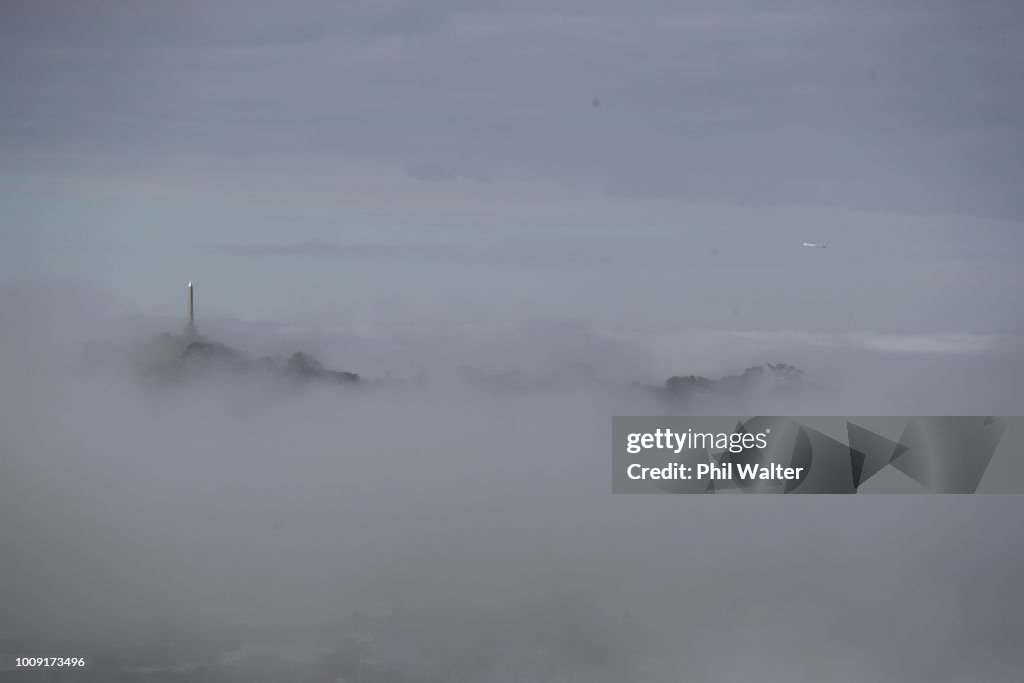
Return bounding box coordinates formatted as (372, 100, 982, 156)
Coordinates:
(82, 332, 362, 386)
(81, 331, 811, 402)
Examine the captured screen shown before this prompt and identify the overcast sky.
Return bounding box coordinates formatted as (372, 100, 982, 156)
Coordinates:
(1, 0, 1023, 333)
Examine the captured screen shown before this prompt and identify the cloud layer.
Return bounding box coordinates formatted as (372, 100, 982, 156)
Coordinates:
(1, 283, 1023, 680)
(3, 0, 1023, 217)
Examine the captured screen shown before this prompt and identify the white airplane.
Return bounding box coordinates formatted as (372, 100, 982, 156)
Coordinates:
(801, 241, 827, 248)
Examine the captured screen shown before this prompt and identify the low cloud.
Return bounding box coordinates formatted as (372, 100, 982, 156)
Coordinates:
(1, 281, 1022, 680)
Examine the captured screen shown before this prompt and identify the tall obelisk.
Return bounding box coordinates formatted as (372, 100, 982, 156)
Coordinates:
(185, 281, 197, 337)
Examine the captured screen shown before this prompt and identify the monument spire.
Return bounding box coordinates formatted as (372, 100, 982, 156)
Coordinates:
(185, 281, 197, 337)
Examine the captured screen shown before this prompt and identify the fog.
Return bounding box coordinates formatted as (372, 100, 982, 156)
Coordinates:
(1, 282, 1022, 681)
(3, 0, 1024, 679)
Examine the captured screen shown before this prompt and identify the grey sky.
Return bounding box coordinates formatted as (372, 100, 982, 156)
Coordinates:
(2, 0, 1023, 332)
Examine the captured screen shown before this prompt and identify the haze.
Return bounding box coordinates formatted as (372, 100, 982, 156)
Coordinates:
(1, 1, 1023, 681)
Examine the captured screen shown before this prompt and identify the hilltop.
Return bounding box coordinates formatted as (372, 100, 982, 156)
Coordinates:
(81, 332, 362, 387)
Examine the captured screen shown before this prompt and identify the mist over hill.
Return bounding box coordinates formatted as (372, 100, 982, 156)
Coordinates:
(2, 283, 1023, 682)
(3, 0, 1024, 677)
(82, 333, 362, 387)
(79, 327, 821, 412)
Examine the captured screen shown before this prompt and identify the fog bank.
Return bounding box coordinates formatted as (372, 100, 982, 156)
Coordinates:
(1, 282, 1022, 681)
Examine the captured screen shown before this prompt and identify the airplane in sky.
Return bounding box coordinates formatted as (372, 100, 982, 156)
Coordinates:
(801, 241, 827, 248)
